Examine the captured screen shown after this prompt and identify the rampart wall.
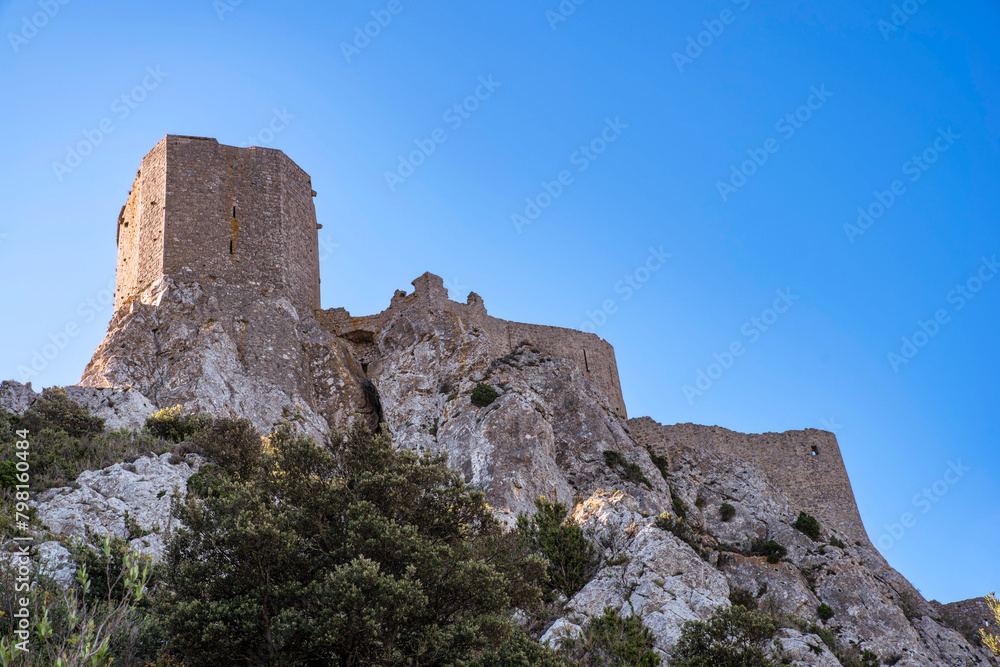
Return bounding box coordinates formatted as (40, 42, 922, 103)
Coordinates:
(628, 417, 870, 544)
(317, 273, 628, 417)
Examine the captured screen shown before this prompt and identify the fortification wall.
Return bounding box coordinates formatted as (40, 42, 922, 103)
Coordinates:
(932, 597, 999, 645)
(317, 273, 628, 417)
(114, 135, 320, 316)
(115, 138, 167, 311)
(628, 417, 869, 544)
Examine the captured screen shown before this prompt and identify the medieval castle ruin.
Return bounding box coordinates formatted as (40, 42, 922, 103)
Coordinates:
(109, 135, 871, 545)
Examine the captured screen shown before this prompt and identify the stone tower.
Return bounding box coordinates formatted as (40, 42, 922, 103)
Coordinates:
(114, 135, 321, 316)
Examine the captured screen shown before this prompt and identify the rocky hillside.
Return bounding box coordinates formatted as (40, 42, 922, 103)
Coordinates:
(3, 274, 996, 666)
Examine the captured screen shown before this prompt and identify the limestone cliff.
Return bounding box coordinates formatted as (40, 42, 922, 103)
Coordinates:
(5, 273, 997, 666)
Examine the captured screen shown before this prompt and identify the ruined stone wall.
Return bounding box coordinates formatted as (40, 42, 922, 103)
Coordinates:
(115, 138, 167, 311)
(628, 417, 869, 544)
(932, 597, 999, 645)
(114, 135, 320, 317)
(316, 273, 628, 417)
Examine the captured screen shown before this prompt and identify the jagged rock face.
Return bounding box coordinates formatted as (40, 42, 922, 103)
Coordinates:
(535, 449, 997, 666)
(31, 452, 204, 559)
(0, 380, 38, 415)
(362, 295, 661, 522)
(80, 278, 372, 439)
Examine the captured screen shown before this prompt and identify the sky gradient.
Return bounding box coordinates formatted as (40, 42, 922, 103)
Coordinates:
(0, 0, 997, 603)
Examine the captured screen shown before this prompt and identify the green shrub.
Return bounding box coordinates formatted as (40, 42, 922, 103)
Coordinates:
(603, 451, 652, 489)
(748, 538, 787, 564)
(20, 387, 105, 438)
(158, 421, 548, 666)
(190, 417, 262, 479)
(829, 535, 847, 549)
(472, 630, 567, 666)
(0, 410, 17, 443)
(145, 405, 205, 443)
(0, 428, 172, 491)
(729, 587, 758, 611)
(471, 383, 499, 407)
(561, 607, 661, 666)
(0, 460, 16, 491)
(817, 602, 834, 622)
(518, 497, 597, 599)
(672, 495, 688, 520)
(793, 511, 821, 540)
(669, 605, 779, 666)
(720, 503, 736, 522)
(645, 446, 669, 480)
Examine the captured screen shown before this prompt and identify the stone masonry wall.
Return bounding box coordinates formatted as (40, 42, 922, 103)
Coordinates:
(316, 273, 628, 418)
(628, 417, 870, 545)
(115, 138, 167, 311)
(114, 135, 320, 317)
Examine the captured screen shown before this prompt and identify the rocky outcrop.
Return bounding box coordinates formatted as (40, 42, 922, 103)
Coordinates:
(0, 380, 38, 414)
(32, 452, 205, 559)
(79, 277, 373, 440)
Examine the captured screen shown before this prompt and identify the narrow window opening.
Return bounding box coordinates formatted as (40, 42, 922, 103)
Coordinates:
(583, 349, 590, 372)
(811, 446, 819, 456)
(230, 240, 234, 255)
(233, 206, 237, 217)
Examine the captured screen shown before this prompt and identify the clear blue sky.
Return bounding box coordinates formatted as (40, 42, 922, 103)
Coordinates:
(0, 0, 997, 603)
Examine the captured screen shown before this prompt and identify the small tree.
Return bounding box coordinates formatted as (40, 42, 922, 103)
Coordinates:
(190, 416, 262, 479)
(669, 605, 779, 667)
(719, 503, 736, 522)
(20, 387, 104, 438)
(517, 497, 598, 599)
(158, 421, 548, 666)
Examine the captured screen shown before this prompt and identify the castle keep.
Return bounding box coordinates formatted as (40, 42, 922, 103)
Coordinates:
(115, 135, 321, 316)
(108, 135, 870, 546)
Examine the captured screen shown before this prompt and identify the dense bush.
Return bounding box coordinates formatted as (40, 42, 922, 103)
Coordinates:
(0, 398, 171, 490)
(603, 450, 652, 489)
(0, 460, 16, 491)
(518, 497, 597, 599)
(471, 382, 499, 407)
(190, 416, 262, 479)
(144, 405, 206, 443)
(729, 587, 758, 611)
(748, 538, 787, 564)
(719, 503, 736, 522)
(20, 388, 105, 438)
(561, 607, 661, 666)
(0, 409, 17, 442)
(157, 421, 550, 666)
(668, 605, 779, 667)
(817, 602, 834, 622)
(793, 511, 821, 540)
